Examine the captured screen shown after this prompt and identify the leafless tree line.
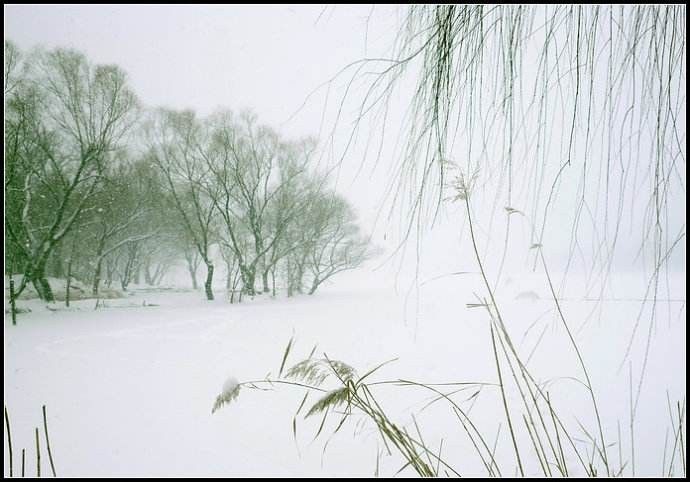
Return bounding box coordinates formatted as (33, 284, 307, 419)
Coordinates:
(4, 41, 375, 303)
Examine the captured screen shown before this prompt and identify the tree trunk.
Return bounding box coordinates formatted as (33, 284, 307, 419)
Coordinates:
(51, 247, 64, 279)
(65, 258, 72, 308)
(204, 262, 214, 300)
(34, 275, 54, 302)
(295, 261, 305, 294)
(121, 258, 131, 290)
(90, 232, 108, 295)
(153, 264, 168, 285)
(262, 269, 270, 293)
(30, 261, 55, 302)
(240, 265, 256, 296)
(144, 262, 153, 285)
(187, 260, 198, 290)
(229, 265, 242, 304)
(287, 259, 295, 297)
(125, 244, 139, 289)
(308, 278, 320, 295)
(121, 251, 136, 291)
(9, 278, 17, 325)
(92, 258, 103, 295)
(105, 258, 115, 287)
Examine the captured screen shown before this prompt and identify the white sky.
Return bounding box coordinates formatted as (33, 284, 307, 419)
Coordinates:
(4, 6, 404, 137)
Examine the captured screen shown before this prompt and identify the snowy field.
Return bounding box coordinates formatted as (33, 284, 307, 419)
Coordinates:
(4, 268, 685, 477)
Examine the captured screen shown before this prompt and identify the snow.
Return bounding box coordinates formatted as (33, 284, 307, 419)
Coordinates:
(5, 275, 125, 302)
(222, 376, 239, 395)
(3, 267, 686, 477)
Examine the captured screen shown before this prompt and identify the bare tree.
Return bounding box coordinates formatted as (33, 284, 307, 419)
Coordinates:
(202, 111, 307, 295)
(117, 241, 140, 291)
(303, 193, 374, 295)
(4, 40, 21, 96)
(259, 140, 318, 293)
(147, 109, 217, 300)
(182, 240, 201, 290)
(87, 161, 156, 295)
(5, 47, 138, 301)
(220, 244, 243, 303)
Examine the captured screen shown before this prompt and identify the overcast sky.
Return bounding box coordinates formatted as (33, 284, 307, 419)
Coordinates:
(5, 5, 389, 131)
(3, 5, 408, 165)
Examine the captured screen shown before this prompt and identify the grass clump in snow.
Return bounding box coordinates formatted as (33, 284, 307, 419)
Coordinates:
(213, 344, 463, 477)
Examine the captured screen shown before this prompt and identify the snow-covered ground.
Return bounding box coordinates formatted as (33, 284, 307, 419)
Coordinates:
(3, 268, 686, 477)
(5, 275, 125, 302)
